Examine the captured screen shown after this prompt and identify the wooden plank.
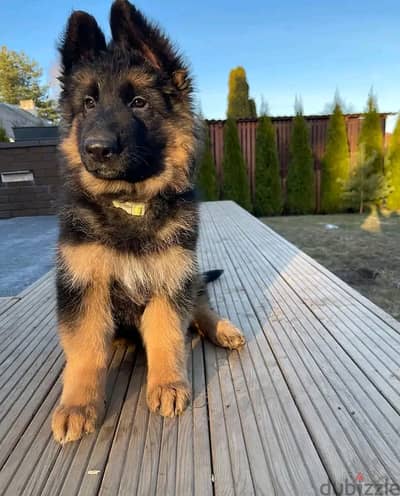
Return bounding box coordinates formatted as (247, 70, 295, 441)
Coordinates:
(201, 205, 333, 494)
(191, 336, 213, 496)
(55, 347, 127, 496)
(96, 349, 145, 496)
(225, 203, 400, 407)
(211, 201, 400, 489)
(0, 297, 19, 316)
(2, 203, 400, 495)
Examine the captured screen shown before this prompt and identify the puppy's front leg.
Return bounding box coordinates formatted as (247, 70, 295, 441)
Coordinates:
(52, 279, 113, 444)
(141, 296, 190, 417)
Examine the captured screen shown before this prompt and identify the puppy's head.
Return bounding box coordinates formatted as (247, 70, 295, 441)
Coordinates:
(59, 0, 196, 199)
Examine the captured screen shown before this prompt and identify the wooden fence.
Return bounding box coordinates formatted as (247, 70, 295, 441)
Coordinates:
(207, 114, 388, 212)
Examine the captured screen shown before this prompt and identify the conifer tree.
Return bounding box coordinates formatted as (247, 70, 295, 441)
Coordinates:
(0, 125, 8, 142)
(249, 98, 257, 118)
(227, 67, 255, 119)
(286, 102, 315, 214)
(321, 101, 350, 213)
(197, 127, 219, 201)
(341, 146, 392, 214)
(254, 113, 282, 216)
(359, 92, 384, 174)
(222, 118, 252, 211)
(386, 115, 400, 211)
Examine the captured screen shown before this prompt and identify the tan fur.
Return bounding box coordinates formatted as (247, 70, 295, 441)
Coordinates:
(127, 68, 157, 87)
(59, 117, 195, 200)
(141, 296, 190, 417)
(52, 283, 113, 443)
(59, 242, 195, 302)
(193, 295, 246, 350)
(60, 120, 137, 197)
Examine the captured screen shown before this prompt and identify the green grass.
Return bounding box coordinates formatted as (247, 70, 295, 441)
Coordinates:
(262, 211, 400, 320)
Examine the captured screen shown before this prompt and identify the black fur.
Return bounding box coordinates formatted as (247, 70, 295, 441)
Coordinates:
(57, 0, 202, 337)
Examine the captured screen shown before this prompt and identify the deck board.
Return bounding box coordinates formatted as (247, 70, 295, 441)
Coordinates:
(1, 201, 400, 495)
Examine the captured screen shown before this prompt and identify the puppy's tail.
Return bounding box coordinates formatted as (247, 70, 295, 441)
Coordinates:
(203, 269, 224, 284)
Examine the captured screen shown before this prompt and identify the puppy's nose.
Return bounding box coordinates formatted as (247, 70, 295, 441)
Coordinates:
(85, 137, 118, 162)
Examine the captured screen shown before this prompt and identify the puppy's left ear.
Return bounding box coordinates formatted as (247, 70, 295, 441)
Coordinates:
(110, 0, 190, 91)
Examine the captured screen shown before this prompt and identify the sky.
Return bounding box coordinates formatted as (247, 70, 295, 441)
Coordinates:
(2, 0, 400, 130)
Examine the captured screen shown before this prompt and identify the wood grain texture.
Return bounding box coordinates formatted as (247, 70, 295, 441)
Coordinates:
(1, 202, 400, 495)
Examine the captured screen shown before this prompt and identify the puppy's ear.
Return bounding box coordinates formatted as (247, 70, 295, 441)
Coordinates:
(60, 11, 107, 74)
(110, 0, 190, 91)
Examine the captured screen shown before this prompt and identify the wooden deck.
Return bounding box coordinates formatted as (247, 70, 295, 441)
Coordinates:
(1, 201, 400, 495)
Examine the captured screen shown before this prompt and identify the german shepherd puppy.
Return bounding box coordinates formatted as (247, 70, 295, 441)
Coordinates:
(52, 0, 245, 444)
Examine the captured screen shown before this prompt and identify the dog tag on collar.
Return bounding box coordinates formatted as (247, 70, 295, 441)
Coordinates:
(112, 200, 146, 216)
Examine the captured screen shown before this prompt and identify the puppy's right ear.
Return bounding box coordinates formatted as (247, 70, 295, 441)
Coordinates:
(59, 11, 106, 74)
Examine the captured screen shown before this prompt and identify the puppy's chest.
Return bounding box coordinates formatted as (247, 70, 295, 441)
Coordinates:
(113, 246, 195, 304)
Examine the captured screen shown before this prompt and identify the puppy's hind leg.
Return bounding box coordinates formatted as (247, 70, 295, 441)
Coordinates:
(193, 292, 245, 350)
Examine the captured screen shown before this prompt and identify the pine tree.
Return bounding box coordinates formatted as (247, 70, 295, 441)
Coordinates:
(254, 114, 282, 216)
(197, 126, 219, 201)
(386, 115, 400, 211)
(286, 104, 315, 214)
(222, 118, 252, 211)
(341, 146, 392, 214)
(227, 67, 255, 119)
(321, 102, 350, 213)
(359, 92, 384, 174)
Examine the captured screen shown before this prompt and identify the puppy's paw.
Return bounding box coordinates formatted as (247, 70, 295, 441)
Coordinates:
(216, 319, 246, 350)
(147, 381, 191, 417)
(51, 402, 103, 444)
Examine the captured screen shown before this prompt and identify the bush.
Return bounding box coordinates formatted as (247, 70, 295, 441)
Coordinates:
(385, 115, 400, 211)
(197, 127, 219, 201)
(254, 115, 282, 216)
(222, 118, 252, 211)
(321, 103, 350, 213)
(286, 106, 315, 214)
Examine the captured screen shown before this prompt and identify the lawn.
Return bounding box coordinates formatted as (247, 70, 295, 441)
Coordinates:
(262, 210, 400, 321)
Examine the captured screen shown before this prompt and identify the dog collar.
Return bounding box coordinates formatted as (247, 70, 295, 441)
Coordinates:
(112, 200, 146, 216)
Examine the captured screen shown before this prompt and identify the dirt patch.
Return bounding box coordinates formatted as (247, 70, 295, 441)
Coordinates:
(262, 211, 400, 321)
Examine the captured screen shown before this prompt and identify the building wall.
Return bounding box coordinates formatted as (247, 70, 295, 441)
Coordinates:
(0, 140, 59, 218)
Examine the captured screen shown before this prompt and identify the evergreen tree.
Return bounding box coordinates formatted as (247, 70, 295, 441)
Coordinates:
(359, 92, 384, 174)
(222, 118, 252, 211)
(227, 67, 255, 119)
(0, 125, 8, 142)
(249, 98, 257, 118)
(286, 104, 315, 214)
(321, 102, 350, 213)
(341, 146, 392, 214)
(197, 126, 219, 201)
(385, 115, 400, 211)
(254, 114, 282, 216)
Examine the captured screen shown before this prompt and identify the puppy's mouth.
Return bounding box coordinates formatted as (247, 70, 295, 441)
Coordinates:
(83, 160, 126, 180)
(82, 157, 161, 183)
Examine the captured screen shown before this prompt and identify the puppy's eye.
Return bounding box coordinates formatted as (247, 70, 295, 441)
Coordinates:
(84, 96, 96, 110)
(130, 96, 147, 109)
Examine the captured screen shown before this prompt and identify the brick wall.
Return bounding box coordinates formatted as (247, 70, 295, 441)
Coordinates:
(0, 140, 59, 218)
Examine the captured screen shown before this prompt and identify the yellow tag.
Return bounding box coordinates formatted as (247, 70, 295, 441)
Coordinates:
(112, 200, 146, 216)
